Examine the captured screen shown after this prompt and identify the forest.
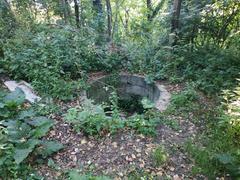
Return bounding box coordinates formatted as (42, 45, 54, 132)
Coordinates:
(0, 0, 240, 179)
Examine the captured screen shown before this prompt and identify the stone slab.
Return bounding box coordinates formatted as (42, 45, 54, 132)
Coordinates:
(4, 80, 41, 103)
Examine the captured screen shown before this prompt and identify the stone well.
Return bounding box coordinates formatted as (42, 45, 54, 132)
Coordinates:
(86, 74, 171, 111)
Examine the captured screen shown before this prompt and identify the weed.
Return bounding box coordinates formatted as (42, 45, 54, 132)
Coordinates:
(151, 145, 168, 167)
(64, 99, 159, 137)
(128, 168, 155, 180)
(125, 114, 158, 136)
(33, 99, 61, 116)
(68, 170, 111, 180)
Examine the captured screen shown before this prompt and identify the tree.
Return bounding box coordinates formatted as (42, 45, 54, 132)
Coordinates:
(93, 0, 104, 44)
(59, 0, 70, 23)
(171, 0, 182, 32)
(146, 0, 152, 21)
(93, 0, 103, 14)
(147, 0, 167, 22)
(0, 0, 17, 57)
(73, 0, 80, 28)
(105, 0, 112, 41)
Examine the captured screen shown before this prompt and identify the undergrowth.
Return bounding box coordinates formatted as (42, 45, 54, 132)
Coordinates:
(0, 88, 63, 178)
(182, 84, 240, 178)
(64, 99, 158, 137)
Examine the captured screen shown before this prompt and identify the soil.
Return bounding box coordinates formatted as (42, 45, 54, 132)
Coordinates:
(35, 80, 205, 180)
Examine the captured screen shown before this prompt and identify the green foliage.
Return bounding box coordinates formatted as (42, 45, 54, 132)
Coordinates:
(0, 0, 17, 45)
(65, 100, 123, 136)
(0, 89, 63, 178)
(68, 170, 111, 180)
(1, 27, 89, 100)
(185, 141, 217, 177)
(185, 138, 240, 178)
(0, 88, 25, 119)
(160, 42, 240, 95)
(109, 90, 120, 119)
(65, 99, 158, 136)
(127, 168, 156, 180)
(185, 85, 240, 178)
(222, 81, 240, 144)
(151, 145, 168, 167)
(1, 1, 240, 178)
(168, 86, 199, 113)
(33, 101, 61, 116)
(1, 26, 123, 100)
(126, 114, 158, 136)
(141, 97, 155, 109)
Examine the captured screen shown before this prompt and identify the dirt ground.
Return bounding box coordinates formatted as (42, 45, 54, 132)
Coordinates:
(36, 81, 205, 180)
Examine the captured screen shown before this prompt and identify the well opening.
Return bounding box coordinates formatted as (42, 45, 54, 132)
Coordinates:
(86, 74, 166, 115)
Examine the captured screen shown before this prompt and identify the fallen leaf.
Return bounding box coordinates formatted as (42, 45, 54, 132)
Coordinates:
(173, 174, 181, 180)
(112, 142, 118, 148)
(81, 139, 87, 144)
(170, 167, 175, 171)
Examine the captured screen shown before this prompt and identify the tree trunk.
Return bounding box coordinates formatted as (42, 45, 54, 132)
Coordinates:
(171, 0, 182, 32)
(93, 0, 103, 14)
(80, 0, 84, 26)
(124, 9, 129, 34)
(112, 0, 120, 39)
(60, 0, 67, 23)
(106, 0, 112, 41)
(147, 0, 166, 22)
(73, 0, 80, 28)
(147, 0, 152, 21)
(93, 0, 104, 44)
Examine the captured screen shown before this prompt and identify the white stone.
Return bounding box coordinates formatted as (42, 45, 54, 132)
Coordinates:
(4, 80, 41, 103)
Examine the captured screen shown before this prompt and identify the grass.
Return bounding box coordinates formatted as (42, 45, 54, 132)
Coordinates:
(151, 145, 168, 167)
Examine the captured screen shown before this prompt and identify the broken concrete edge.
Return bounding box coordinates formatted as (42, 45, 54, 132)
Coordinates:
(4, 80, 41, 103)
(85, 73, 171, 112)
(155, 84, 171, 111)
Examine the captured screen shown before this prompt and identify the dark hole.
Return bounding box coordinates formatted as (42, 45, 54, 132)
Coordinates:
(118, 94, 145, 115)
(103, 94, 145, 117)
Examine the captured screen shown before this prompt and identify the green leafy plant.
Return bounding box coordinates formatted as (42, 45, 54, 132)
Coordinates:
(33, 98, 61, 116)
(0, 89, 63, 178)
(151, 145, 168, 167)
(184, 88, 240, 178)
(65, 99, 159, 136)
(141, 97, 155, 110)
(68, 170, 111, 180)
(65, 99, 123, 136)
(166, 86, 199, 116)
(125, 114, 158, 136)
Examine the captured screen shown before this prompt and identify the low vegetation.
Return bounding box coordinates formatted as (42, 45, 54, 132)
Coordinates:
(0, 0, 239, 178)
(64, 99, 158, 137)
(0, 89, 63, 178)
(151, 145, 168, 167)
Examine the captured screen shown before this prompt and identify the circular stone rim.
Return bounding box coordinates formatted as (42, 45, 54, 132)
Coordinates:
(84, 73, 171, 112)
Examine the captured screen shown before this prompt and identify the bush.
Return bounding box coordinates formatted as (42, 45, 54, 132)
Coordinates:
(125, 114, 158, 136)
(0, 88, 63, 178)
(161, 44, 240, 95)
(64, 99, 158, 137)
(185, 83, 240, 178)
(1, 25, 124, 100)
(64, 100, 123, 136)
